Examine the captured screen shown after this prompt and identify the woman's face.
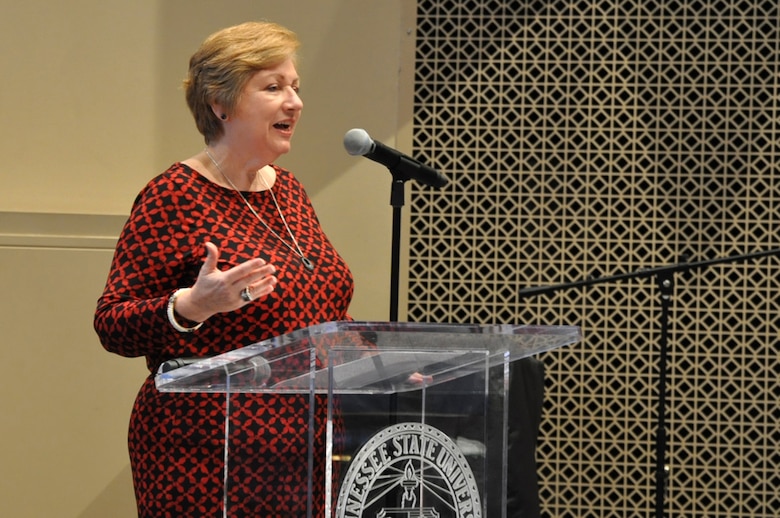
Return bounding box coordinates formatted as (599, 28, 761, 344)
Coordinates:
(228, 58, 303, 162)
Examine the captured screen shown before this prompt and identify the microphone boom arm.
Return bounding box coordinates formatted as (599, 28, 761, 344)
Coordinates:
(518, 247, 780, 297)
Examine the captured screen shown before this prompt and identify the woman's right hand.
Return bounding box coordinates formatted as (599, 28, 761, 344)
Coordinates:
(172, 241, 278, 323)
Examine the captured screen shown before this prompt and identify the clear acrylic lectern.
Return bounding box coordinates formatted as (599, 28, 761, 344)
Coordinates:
(155, 321, 580, 518)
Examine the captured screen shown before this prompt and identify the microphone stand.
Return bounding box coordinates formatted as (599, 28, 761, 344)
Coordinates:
(387, 161, 446, 321)
(518, 247, 780, 518)
(388, 175, 406, 322)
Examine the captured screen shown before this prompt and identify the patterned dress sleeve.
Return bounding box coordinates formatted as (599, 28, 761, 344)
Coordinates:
(93, 167, 206, 359)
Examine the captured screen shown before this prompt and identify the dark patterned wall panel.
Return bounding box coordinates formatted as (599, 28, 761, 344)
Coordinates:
(410, 1, 780, 517)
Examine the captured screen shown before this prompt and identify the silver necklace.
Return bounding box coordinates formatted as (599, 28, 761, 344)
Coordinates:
(204, 148, 314, 271)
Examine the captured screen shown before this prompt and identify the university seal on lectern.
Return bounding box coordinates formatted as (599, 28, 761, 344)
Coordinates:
(335, 422, 482, 518)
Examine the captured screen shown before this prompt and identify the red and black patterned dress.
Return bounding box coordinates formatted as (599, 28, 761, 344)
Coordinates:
(94, 163, 354, 517)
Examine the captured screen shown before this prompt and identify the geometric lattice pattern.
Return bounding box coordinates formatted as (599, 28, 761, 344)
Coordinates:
(409, 1, 780, 516)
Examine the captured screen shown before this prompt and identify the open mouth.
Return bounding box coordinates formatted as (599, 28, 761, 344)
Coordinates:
(273, 122, 292, 130)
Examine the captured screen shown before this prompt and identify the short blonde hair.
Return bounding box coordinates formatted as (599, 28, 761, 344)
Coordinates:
(184, 21, 300, 144)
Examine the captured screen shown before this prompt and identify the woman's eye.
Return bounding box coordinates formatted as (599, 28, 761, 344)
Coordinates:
(265, 83, 300, 95)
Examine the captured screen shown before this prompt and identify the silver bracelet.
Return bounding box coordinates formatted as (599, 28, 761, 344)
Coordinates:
(166, 288, 204, 333)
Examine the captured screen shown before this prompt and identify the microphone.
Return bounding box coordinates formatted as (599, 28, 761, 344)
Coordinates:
(343, 128, 448, 188)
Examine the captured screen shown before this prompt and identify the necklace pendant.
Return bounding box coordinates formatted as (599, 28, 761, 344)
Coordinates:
(301, 256, 315, 271)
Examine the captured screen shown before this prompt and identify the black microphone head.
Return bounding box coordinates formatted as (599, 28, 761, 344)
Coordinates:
(344, 128, 373, 156)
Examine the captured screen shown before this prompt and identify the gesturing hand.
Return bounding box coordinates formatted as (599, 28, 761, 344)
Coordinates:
(172, 241, 278, 323)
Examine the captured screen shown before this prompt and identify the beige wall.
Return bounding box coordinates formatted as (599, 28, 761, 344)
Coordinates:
(0, 1, 415, 516)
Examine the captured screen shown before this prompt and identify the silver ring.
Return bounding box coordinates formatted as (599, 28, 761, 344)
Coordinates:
(240, 286, 253, 302)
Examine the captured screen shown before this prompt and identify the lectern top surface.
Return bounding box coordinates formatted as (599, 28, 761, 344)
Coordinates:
(154, 320, 581, 394)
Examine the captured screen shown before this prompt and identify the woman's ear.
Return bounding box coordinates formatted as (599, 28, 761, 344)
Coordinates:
(210, 103, 227, 121)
